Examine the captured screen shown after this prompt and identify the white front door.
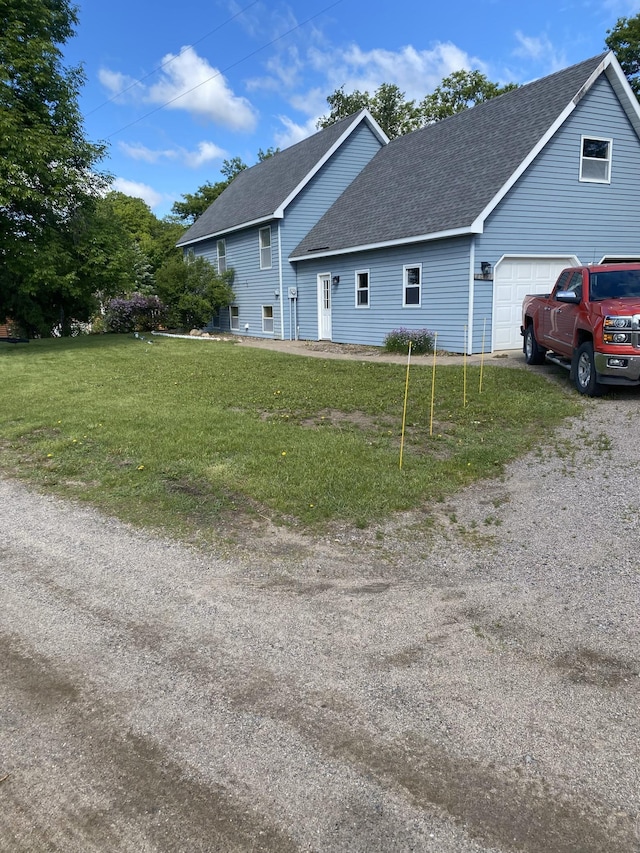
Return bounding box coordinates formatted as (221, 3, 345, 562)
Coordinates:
(493, 256, 579, 350)
(318, 273, 332, 340)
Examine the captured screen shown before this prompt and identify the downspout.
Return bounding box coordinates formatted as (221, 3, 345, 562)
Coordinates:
(277, 222, 285, 340)
(467, 237, 475, 355)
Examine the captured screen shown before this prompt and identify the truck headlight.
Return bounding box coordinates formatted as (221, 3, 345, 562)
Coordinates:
(604, 332, 632, 344)
(604, 316, 632, 330)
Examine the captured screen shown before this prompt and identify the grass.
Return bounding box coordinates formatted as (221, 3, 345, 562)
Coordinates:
(0, 334, 581, 541)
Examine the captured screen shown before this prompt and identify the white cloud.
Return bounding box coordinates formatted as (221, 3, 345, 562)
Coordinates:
(147, 47, 257, 130)
(118, 140, 227, 168)
(273, 115, 320, 149)
(97, 68, 144, 102)
(112, 178, 165, 209)
(99, 47, 257, 131)
(513, 31, 567, 73)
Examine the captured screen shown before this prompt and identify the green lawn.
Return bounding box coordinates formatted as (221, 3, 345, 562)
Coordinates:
(0, 335, 580, 539)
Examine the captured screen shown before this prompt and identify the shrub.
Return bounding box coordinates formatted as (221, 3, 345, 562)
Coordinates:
(383, 327, 434, 355)
(154, 255, 235, 331)
(104, 293, 167, 333)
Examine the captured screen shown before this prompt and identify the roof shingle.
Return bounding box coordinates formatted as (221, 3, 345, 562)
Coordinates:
(291, 53, 609, 258)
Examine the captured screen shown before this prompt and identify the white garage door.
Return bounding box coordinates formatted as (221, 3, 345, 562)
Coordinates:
(493, 256, 579, 350)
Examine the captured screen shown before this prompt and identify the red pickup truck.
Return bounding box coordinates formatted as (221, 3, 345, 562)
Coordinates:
(521, 263, 640, 396)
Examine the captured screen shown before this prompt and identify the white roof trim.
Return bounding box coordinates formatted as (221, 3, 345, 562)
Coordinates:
(274, 110, 389, 218)
(471, 51, 637, 232)
(289, 224, 478, 261)
(177, 213, 280, 247)
(603, 52, 640, 139)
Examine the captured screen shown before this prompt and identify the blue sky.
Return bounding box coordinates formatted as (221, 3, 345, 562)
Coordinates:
(64, 0, 640, 217)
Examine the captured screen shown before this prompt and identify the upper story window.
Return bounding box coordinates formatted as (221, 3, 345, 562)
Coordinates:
(580, 136, 612, 183)
(403, 264, 421, 307)
(355, 270, 369, 307)
(217, 239, 226, 273)
(259, 226, 272, 269)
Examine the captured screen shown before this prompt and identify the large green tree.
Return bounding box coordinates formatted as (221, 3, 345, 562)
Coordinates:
(420, 70, 517, 124)
(317, 72, 516, 138)
(0, 0, 107, 334)
(606, 13, 640, 98)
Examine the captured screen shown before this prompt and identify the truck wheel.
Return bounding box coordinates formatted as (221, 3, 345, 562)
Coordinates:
(573, 342, 603, 397)
(524, 324, 546, 365)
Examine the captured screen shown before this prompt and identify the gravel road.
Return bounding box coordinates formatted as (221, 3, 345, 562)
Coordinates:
(1, 370, 639, 852)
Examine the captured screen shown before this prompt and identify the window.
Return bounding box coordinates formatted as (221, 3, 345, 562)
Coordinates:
(580, 136, 612, 183)
(355, 270, 369, 307)
(403, 264, 422, 307)
(259, 226, 272, 269)
(230, 305, 239, 331)
(262, 305, 274, 333)
(217, 239, 226, 273)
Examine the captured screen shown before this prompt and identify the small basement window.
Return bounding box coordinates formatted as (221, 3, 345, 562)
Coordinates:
(580, 136, 612, 183)
(262, 305, 274, 333)
(230, 305, 239, 331)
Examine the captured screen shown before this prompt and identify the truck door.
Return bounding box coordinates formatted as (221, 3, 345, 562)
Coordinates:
(549, 270, 583, 352)
(541, 271, 570, 340)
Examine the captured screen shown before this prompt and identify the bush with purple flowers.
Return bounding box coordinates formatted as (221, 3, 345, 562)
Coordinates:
(104, 293, 167, 333)
(383, 327, 434, 355)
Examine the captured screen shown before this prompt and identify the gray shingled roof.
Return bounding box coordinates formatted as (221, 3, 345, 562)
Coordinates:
(291, 53, 609, 258)
(177, 111, 374, 246)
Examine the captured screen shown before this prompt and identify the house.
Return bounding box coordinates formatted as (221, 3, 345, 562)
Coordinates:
(177, 110, 388, 340)
(179, 51, 640, 353)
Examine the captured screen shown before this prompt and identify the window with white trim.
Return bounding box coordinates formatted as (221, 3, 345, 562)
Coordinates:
(403, 264, 422, 307)
(580, 136, 612, 183)
(259, 226, 272, 269)
(230, 305, 239, 330)
(217, 239, 226, 273)
(262, 305, 274, 333)
(355, 270, 369, 307)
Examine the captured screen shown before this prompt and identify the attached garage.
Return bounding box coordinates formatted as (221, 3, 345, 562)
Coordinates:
(492, 255, 579, 350)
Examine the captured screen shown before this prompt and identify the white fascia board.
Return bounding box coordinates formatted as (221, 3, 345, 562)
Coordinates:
(289, 225, 477, 262)
(470, 55, 616, 233)
(274, 111, 389, 218)
(603, 52, 640, 139)
(177, 213, 283, 248)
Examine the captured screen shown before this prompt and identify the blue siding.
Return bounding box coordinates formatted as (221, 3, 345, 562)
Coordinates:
(194, 120, 383, 340)
(195, 224, 280, 337)
(294, 237, 473, 352)
(279, 122, 384, 338)
(477, 75, 640, 263)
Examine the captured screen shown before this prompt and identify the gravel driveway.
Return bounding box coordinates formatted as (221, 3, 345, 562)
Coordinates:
(1, 366, 639, 852)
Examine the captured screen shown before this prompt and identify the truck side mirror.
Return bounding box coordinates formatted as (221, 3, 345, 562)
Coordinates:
(555, 290, 581, 304)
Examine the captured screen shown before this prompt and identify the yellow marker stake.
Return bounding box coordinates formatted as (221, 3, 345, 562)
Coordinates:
(463, 325, 468, 408)
(429, 332, 438, 436)
(479, 318, 486, 393)
(399, 341, 412, 470)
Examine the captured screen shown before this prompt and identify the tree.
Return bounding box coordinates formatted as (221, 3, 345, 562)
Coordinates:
(317, 72, 517, 138)
(171, 181, 230, 224)
(420, 70, 518, 124)
(317, 86, 371, 130)
(172, 148, 279, 225)
(606, 13, 640, 98)
(154, 255, 234, 330)
(0, 0, 107, 334)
